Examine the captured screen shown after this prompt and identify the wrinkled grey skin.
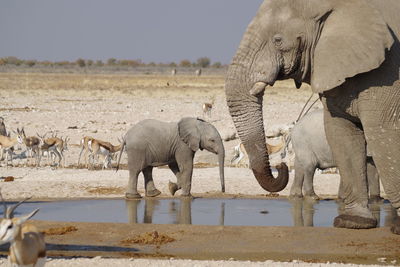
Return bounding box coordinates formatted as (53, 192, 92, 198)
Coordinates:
(225, 0, 400, 233)
(118, 117, 225, 198)
(289, 109, 381, 202)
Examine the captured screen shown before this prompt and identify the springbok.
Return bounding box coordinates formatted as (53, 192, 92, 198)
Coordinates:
(202, 96, 215, 118)
(0, 117, 7, 137)
(37, 133, 66, 167)
(0, 131, 23, 168)
(77, 136, 94, 167)
(195, 68, 202, 76)
(87, 138, 123, 169)
(0, 194, 46, 267)
(17, 128, 40, 166)
(231, 136, 286, 167)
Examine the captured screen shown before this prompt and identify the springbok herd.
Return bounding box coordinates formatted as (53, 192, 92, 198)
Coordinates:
(0, 117, 124, 170)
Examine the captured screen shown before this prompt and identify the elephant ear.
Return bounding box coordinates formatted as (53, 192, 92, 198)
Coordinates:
(311, 0, 394, 93)
(178, 117, 201, 152)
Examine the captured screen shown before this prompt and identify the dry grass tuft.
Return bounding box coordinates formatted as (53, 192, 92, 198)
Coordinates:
(86, 186, 124, 195)
(120, 231, 176, 246)
(42, 226, 78, 236)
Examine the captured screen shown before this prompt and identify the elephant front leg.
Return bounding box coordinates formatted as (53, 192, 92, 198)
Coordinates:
(324, 108, 377, 229)
(289, 159, 305, 199)
(142, 166, 161, 197)
(175, 158, 194, 197)
(168, 162, 181, 196)
(302, 165, 319, 200)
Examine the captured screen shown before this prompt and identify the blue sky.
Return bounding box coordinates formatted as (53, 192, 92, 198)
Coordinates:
(0, 0, 263, 64)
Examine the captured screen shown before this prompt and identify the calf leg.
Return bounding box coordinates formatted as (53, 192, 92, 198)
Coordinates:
(289, 159, 305, 198)
(142, 166, 161, 197)
(168, 162, 182, 196)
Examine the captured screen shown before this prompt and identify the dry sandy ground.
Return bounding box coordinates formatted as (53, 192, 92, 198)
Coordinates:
(0, 73, 396, 266)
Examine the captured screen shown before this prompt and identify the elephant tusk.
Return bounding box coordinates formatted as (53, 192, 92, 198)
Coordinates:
(249, 82, 267, 96)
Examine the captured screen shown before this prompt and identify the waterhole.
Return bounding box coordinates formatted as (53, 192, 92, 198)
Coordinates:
(9, 199, 397, 227)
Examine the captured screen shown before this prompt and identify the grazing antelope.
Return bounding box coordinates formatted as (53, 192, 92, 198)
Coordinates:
(0, 194, 46, 267)
(77, 136, 94, 167)
(195, 68, 202, 76)
(37, 133, 65, 167)
(231, 136, 286, 167)
(17, 128, 40, 166)
(202, 97, 215, 118)
(88, 138, 123, 169)
(0, 117, 7, 137)
(0, 131, 23, 168)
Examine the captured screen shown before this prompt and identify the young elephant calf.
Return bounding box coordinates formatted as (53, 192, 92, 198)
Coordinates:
(289, 109, 381, 201)
(117, 117, 225, 198)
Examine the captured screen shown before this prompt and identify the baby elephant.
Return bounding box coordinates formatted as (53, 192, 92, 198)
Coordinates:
(290, 109, 380, 201)
(117, 117, 225, 198)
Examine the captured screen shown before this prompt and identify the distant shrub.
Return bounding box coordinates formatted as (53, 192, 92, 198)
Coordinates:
(25, 60, 37, 67)
(95, 60, 104, 67)
(40, 61, 53, 67)
(179, 59, 192, 67)
(86, 59, 93, 66)
(119, 59, 141, 67)
(212, 62, 222, 68)
(54, 61, 70, 67)
(196, 57, 210, 68)
(4, 56, 22, 66)
(169, 62, 177, 67)
(107, 58, 117, 65)
(76, 58, 86, 67)
(148, 62, 156, 67)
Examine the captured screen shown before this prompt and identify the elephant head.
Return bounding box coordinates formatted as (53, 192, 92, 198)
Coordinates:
(178, 117, 225, 193)
(225, 0, 393, 192)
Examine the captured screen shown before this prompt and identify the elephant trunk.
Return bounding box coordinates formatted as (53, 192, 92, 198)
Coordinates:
(225, 65, 289, 192)
(218, 145, 225, 193)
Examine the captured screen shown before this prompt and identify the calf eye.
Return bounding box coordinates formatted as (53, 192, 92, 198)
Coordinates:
(273, 34, 283, 46)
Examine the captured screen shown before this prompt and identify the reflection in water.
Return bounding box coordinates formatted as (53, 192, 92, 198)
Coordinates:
(290, 199, 315, 227)
(126, 198, 398, 227)
(126, 198, 225, 225)
(288, 199, 398, 227)
(14, 198, 396, 227)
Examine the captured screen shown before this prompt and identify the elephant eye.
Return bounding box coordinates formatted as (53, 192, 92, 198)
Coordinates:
(273, 34, 283, 47)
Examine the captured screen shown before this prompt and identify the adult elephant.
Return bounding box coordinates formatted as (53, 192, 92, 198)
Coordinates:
(225, 0, 400, 234)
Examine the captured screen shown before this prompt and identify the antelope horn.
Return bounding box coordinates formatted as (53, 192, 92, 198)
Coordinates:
(6, 197, 32, 219)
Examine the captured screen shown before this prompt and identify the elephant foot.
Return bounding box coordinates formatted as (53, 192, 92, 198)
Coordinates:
(125, 192, 142, 199)
(368, 195, 384, 204)
(334, 214, 377, 229)
(304, 193, 320, 201)
(168, 181, 179, 196)
(390, 217, 400, 235)
(180, 193, 193, 198)
(146, 189, 161, 197)
(288, 193, 303, 200)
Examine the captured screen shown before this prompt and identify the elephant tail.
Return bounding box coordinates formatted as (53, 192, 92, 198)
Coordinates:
(115, 137, 126, 172)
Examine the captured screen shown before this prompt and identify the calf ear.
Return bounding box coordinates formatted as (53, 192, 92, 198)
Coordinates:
(178, 118, 200, 152)
(311, 0, 393, 93)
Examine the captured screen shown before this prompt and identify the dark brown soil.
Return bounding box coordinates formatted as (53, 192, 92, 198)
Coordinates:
(8, 220, 398, 265)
